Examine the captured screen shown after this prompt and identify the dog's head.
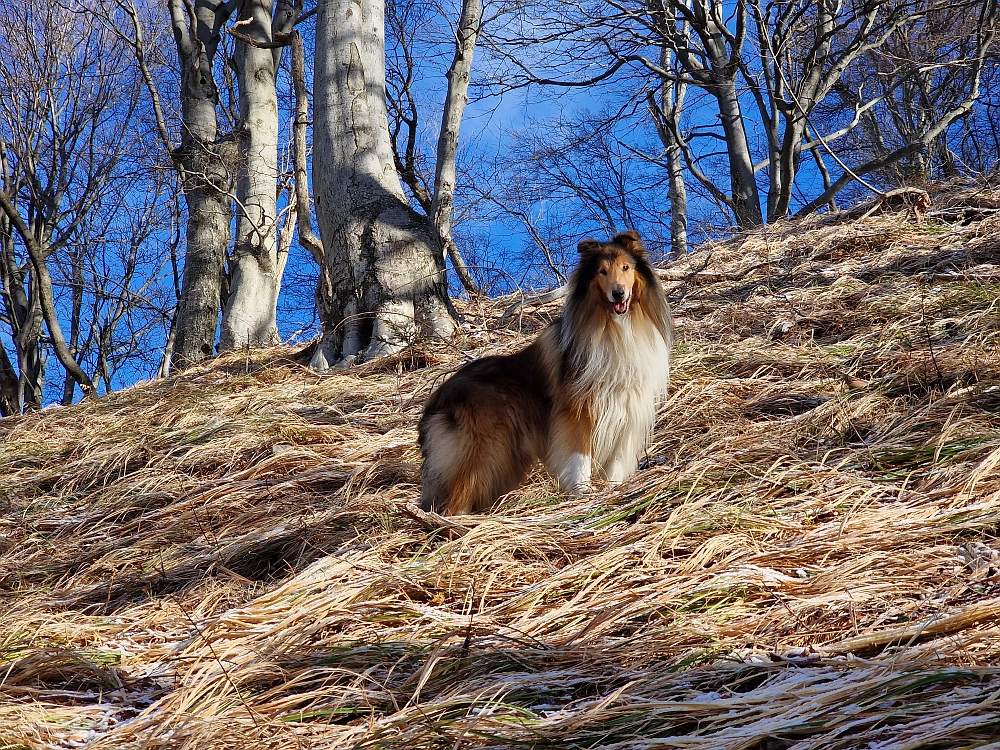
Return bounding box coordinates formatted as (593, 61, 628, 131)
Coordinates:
(576, 230, 649, 316)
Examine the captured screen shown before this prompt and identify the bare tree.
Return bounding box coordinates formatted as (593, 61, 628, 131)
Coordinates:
(219, 0, 301, 350)
(159, 0, 240, 367)
(311, 0, 455, 369)
(289, 29, 325, 265)
(114, 0, 314, 366)
(384, 0, 485, 296)
(0, 142, 44, 411)
(829, 5, 998, 187)
(955, 52, 1000, 175)
(429, 0, 484, 295)
(647, 36, 689, 257)
(488, 0, 998, 232)
(0, 1, 153, 409)
(471, 109, 675, 291)
(51, 174, 177, 403)
(652, 0, 763, 227)
(481, 0, 762, 228)
(796, 1, 998, 214)
(639, 0, 956, 223)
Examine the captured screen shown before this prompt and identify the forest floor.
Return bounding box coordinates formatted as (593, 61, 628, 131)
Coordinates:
(3, 183, 1000, 749)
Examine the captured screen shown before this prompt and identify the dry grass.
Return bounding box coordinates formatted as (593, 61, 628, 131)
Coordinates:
(3, 185, 1000, 749)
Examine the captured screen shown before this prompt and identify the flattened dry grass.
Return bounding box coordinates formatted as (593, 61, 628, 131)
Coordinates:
(3, 188, 1000, 749)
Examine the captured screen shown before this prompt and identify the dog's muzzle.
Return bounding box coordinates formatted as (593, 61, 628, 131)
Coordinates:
(612, 287, 628, 314)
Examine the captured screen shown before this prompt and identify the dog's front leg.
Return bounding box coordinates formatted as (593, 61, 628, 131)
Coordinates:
(547, 406, 593, 494)
(604, 456, 633, 485)
(561, 452, 592, 494)
(604, 434, 640, 485)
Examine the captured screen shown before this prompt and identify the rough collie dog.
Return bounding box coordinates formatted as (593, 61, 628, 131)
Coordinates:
(419, 230, 673, 515)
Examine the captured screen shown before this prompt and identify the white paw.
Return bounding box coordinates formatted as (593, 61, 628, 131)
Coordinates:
(605, 464, 634, 485)
(559, 453, 592, 495)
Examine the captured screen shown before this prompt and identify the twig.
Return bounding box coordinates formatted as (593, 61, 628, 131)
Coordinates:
(400, 503, 472, 537)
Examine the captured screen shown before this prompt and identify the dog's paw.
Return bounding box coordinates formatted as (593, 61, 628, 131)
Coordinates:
(567, 481, 596, 496)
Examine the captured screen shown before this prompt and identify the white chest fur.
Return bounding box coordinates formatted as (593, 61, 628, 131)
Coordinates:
(570, 313, 670, 477)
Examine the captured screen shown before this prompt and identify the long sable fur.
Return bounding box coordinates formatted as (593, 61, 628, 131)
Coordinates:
(418, 230, 673, 515)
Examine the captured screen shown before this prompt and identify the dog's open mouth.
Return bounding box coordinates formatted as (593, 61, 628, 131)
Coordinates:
(613, 300, 628, 315)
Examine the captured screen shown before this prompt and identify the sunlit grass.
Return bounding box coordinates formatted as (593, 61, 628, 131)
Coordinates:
(3, 190, 1000, 748)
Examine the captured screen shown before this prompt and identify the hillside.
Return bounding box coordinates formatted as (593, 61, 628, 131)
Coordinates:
(3, 186, 1000, 749)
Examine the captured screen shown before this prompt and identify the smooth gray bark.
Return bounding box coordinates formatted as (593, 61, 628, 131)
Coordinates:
(312, 0, 455, 369)
(430, 0, 482, 295)
(712, 68, 763, 228)
(665, 131, 688, 257)
(649, 43, 688, 257)
(167, 0, 236, 367)
(220, 0, 301, 351)
(220, 0, 282, 351)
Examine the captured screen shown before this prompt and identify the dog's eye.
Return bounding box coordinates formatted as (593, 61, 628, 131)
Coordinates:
(623, 265, 630, 271)
(600, 269, 607, 275)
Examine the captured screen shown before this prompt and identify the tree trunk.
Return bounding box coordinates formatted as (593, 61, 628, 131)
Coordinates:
(716, 81, 763, 228)
(651, 44, 688, 258)
(0, 219, 43, 411)
(168, 0, 236, 368)
(430, 0, 482, 296)
(806, 124, 837, 212)
(17, 317, 44, 410)
(158, 309, 179, 379)
(61, 246, 85, 405)
(172, 167, 232, 365)
(0, 344, 17, 417)
(220, 0, 282, 351)
(311, 0, 455, 370)
(769, 115, 806, 221)
(290, 29, 325, 264)
(664, 127, 688, 257)
(648, 93, 689, 258)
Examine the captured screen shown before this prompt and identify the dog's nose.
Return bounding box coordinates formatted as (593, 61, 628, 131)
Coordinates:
(612, 287, 625, 301)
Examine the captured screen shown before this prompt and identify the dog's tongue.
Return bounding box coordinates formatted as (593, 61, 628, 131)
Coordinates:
(614, 300, 628, 315)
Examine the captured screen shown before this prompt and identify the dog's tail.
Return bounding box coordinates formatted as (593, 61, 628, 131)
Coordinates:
(419, 412, 483, 516)
(419, 408, 537, 516)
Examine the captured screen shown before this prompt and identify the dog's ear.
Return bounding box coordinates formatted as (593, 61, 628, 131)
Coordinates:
(577, 238, 601, 255)
(613, 230, 645, 258)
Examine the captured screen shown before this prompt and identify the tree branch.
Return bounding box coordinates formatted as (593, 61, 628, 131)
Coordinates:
(290, 30, 324, 265)
(0, 189, 97, 399)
